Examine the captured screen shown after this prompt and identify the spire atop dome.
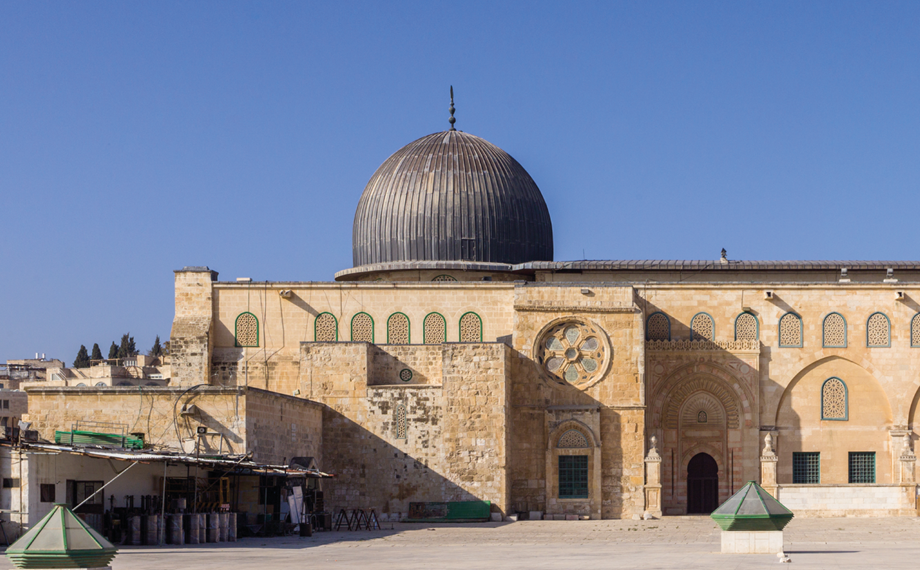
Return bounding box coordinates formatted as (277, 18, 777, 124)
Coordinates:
(449, 86, 456, 131)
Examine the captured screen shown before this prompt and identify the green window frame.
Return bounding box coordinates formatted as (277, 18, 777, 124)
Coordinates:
(234, 312, 259, 347)
(778, 312, 803, 348)
(792, 452, 820, 484)
(733, 311, 759, 341)
(848, 452, 875, 484)
(423, 312, 447, 344)
(387, 312, 411, 344)
(646, 312, 671, 341)
(350, 312, 375, 343)
(866, 312, 891, 348)
(458, 311, 483, 342)
(314, 312, 339, 342)
(558, 455, 589, 499)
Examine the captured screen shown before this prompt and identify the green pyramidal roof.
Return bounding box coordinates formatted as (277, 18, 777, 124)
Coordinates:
(710, 481, 794, 532)
(5, 504, 117, 569)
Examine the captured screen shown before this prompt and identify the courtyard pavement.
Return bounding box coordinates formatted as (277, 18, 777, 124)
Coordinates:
(2, 516, 919, 569)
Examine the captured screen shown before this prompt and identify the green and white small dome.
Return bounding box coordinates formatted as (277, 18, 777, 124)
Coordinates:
(5, 504, 117, 569)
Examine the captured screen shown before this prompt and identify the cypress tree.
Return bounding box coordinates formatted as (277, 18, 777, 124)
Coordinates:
(117, 333, 138, 359)
(90, 343, 103, 362)
(108, 341, 118, 360)
(149, 335, 163, 357)
(73, 345, 90, 368)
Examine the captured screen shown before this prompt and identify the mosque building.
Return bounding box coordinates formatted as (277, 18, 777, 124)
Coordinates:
(168, 94, 920, 519)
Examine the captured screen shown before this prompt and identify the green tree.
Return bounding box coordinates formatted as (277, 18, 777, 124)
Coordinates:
(90, 343, 103, 362)
(108, 341, 118, 360)
(117, 333, 138, 359)
(149, 335, 163, 358)
(73, 345, 90, 368)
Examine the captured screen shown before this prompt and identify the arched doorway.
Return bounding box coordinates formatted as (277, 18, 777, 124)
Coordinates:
(687, 453, 718, 514)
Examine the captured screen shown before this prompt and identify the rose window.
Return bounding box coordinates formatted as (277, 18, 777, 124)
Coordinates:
(538, 321, 607, 387)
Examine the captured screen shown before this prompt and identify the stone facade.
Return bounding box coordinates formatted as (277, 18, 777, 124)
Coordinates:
(166, 265, 920, 519)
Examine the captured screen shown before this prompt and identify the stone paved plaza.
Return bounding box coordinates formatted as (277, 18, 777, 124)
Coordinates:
(4, 517, 918, 569)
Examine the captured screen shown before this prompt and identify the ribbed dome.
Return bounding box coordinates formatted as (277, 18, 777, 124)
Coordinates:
(352, 130, 553, 267)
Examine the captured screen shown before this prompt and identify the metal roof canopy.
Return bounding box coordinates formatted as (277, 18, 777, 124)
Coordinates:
(14, 441, 333, 478)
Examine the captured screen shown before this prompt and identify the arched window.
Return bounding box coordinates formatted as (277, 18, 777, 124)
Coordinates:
(432, 274, 457, 282)
(387, 313, 410, 344)
(314, 312, 338, 342)
(235, 312, 259, 347)
(459, 312, 483, 342)
(351, 312, 374, 343)
(557, 429, 589, 449)
(734, 312, 758, 342)
(821, 377, 848, 420)
(778, 313, 802, 347)
(394, 404, 407, 439)
(646, 312, 670, 341)
(866, 312, 890, 347)
(822, 312, 847, 348)
(912, 314, 920, 348)
(690, 313, 714, 341)
(423, 313, 446, 344)
(697, 410, 708, 423)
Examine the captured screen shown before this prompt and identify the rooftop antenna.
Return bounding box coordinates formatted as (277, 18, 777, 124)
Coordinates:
(449, 86, 456, 131)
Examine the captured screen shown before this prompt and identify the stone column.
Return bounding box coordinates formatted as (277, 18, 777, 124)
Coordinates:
(899, 437, 916, 484)
(760, 433, 778, 498)
(644, 436, 662, 519)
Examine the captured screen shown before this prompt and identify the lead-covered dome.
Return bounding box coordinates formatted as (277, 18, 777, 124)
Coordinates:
(352, 130, 553, 267)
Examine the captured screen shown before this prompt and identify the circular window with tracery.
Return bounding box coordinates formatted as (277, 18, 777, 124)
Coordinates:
(535, 320, 609, 388)
(399, 369, 413, 382)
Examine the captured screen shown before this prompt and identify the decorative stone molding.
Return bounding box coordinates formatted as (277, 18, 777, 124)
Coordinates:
(515, 300, 636, 313)
(646, 339, 760, 352)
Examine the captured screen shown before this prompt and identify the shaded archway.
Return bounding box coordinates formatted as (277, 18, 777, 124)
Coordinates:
(687, 453, 718, 514)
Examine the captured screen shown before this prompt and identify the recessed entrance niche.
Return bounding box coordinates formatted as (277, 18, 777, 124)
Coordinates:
(686, 453, 718, 514)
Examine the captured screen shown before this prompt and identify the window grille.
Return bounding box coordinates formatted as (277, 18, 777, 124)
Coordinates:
(734, 312, 758, 342)
(821, 377, 847, 420)
(459, 312, 483, 342)
(792, 452, 820, 484)
(395, 405, 407, 439)
(351, 313, 374, 343)
(866, 313, 890, 347)
(912, 314, 920, 347)
(387, 313, 410, 344)
(235, 313, 259, 347)
(822, 313, 846, 347)
(690, 313, 714, 341)
(432, 274, 457, 282)
(848, 452, 875, 484)
(779, 313, 802, 347)
(697, 410, 707, 423)
(646, 313, 670, 341)
(557, 429, 589, 449)
(399, 369, 413, 382)
(423, 313, 446, 344)
(558, 455, 589, 498)
(315, 313, 338, 342)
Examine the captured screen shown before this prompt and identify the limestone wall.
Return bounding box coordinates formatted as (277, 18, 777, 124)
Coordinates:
(636, 284, 920, 487)
(23, 387, 320, 464)
(777, 484, 917, 516)
(244, 388, 323, 465)
(509, 285, 646, 519)
(300, 342, 511, 517)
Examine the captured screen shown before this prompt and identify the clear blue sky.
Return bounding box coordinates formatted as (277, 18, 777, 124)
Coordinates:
(2, 1, 919, 364)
